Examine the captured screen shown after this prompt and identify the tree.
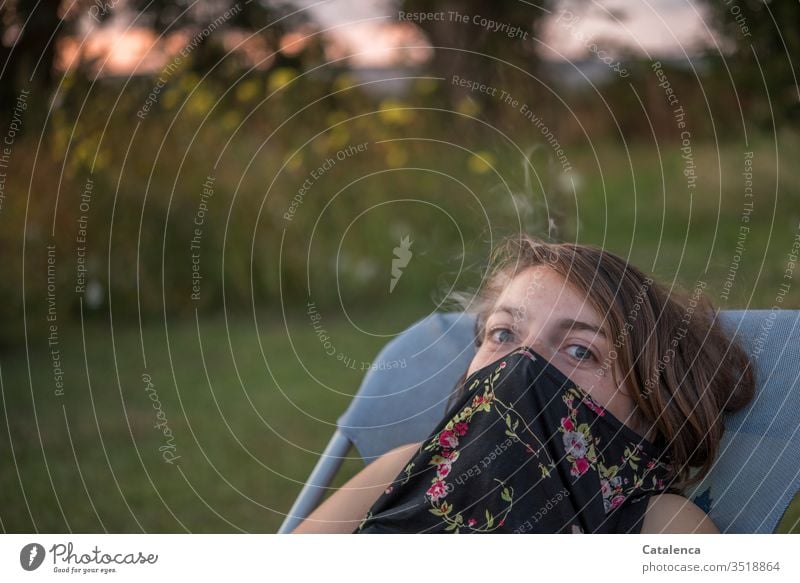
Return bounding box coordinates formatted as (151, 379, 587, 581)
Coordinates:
(0, 0, 62, 119)
(696, 0, 800, 126)
(399, 0, 554, 108)
(0, 0, 305, 120)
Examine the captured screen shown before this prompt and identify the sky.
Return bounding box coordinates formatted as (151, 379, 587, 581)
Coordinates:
(60, 0, 720, 76)
(284, 0, 718, 63)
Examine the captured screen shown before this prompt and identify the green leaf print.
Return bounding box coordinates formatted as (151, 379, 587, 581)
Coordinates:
(540, 462, 553, 479)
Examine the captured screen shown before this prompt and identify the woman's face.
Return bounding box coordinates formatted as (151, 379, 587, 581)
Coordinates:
(467, 264, 649, 438)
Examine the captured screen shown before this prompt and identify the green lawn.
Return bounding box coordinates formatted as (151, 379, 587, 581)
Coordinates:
(0, 305, 423, 533)
(777, 494, 800, 533)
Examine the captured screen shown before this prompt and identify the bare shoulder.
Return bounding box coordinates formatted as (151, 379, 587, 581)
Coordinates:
(640, 493, 720, 534)
(382, 441, 423, 463)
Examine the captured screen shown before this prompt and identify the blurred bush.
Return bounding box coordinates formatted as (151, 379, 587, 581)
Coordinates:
(2, 2, 799, 349)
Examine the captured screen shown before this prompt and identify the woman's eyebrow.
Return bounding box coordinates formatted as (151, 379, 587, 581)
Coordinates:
(556, 317, 607, 338)
(489, 307, 606, 339)
(490, 304, 526, 320)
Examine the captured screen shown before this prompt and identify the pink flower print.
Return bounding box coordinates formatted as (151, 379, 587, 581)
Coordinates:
(562, 431, 588, 458)
(570, 457, 590, 477)
(646, 460, 656, 470)
(436, 459, 452, 479)
(611, 495, 626, 510)
(561, 417, 575, 431)
(468, 518, 477, 527)
(384, 486, 393, 495)
(426, 479, 448, 502)
(605, 475, 622, 494)
(498, 518, 506, 527)
(454, 422, 469, 436)
(438, 429, 459, 449)
(582, 397, 606, 416)
(499, 361, 507, 369)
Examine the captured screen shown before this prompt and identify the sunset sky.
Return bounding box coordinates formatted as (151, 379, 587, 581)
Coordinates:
(59, 0, 718, 76)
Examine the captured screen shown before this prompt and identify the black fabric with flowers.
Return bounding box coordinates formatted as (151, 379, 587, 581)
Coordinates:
(353, 346, 676, 534)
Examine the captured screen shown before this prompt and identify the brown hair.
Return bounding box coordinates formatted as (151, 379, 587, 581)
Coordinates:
(446, 234, 755, 493)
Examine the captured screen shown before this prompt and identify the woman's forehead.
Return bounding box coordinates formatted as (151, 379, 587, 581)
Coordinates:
(498, 265, 579, 302)
(492, 266, 604, 327)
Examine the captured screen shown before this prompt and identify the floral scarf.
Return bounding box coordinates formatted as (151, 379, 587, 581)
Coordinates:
(353, 346, 676, 533)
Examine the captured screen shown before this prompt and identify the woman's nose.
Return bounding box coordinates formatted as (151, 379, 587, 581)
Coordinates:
(518, 334, 555, 361)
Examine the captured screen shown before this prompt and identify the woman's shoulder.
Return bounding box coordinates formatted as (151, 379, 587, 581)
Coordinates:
(640, 493, 720, 534)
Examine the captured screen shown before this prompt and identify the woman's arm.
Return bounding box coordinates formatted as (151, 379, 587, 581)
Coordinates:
(641, 493, 720, 534)
(291, 441, 422, 533)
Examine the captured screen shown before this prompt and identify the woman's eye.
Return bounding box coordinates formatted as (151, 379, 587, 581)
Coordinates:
(565, 344, 595, 361)
(488, 327, 515, 344)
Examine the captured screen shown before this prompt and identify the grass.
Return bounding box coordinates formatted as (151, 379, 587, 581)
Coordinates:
(0, 303, 424, 533)
(566, 131, 800, 309)
(776, 493, 800, 533)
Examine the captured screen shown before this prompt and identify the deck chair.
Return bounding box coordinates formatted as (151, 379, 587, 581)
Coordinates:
(279, 309, 800, 533)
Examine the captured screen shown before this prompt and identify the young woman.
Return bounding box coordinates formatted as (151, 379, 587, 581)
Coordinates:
(292, 235, 755, 534)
